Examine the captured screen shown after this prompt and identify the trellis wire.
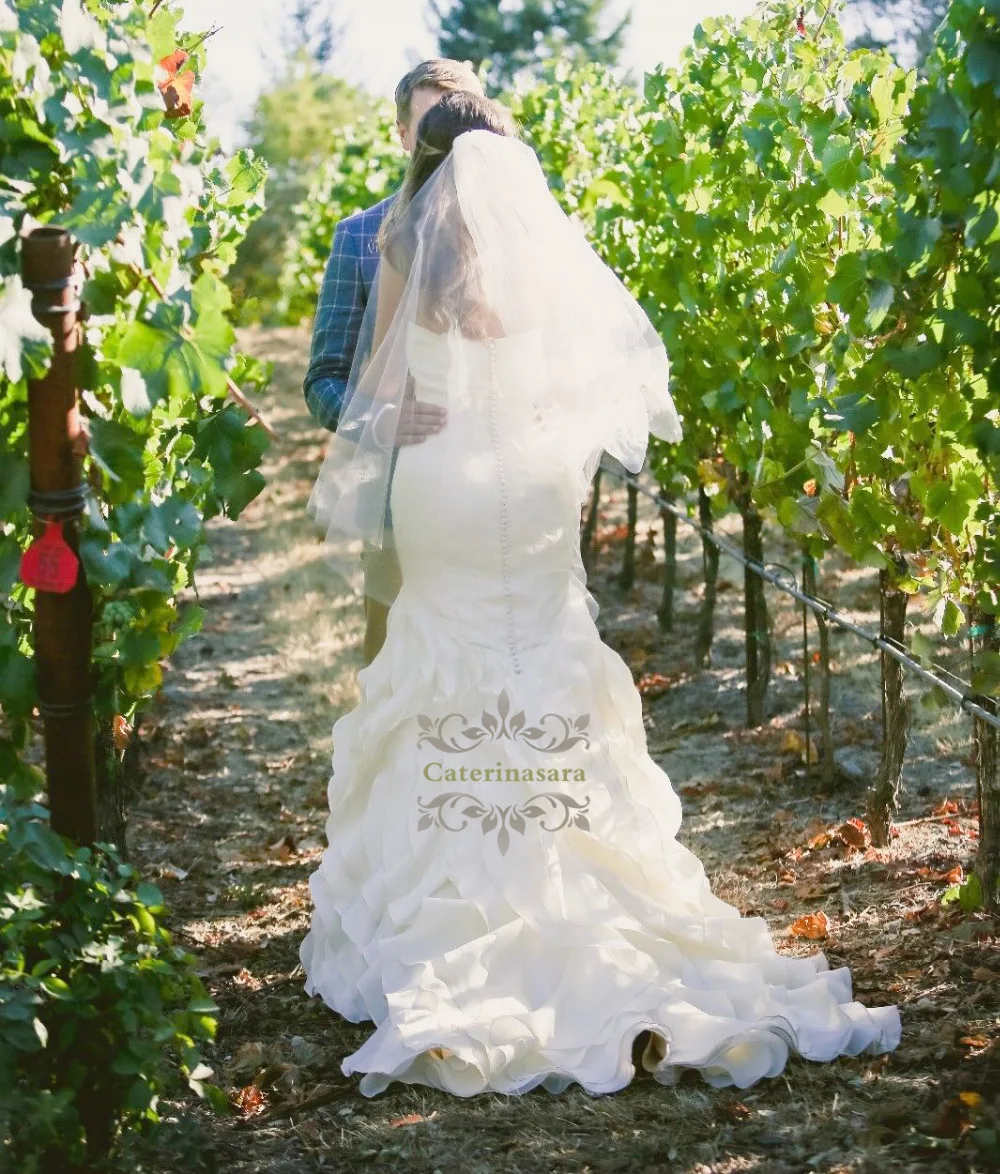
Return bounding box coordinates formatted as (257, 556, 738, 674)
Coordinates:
(598, 460, 1000, 733)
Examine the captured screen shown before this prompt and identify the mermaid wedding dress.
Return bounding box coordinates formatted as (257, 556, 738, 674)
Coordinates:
(298, 317, 902, 1098)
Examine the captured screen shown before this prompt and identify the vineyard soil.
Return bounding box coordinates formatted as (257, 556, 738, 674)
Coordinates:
(123, 327, 998, 1174)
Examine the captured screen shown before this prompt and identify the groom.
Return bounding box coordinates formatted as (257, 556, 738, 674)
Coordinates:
(304, 59, 486, 666)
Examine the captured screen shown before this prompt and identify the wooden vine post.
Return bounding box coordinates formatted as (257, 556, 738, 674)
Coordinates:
(737, 471, 771, 727)
(20, 226, 97, 847)
(657, 501, 677, 632)
(693, 485, 719, 667)
(971, 601, 999, 906)
(581, 468, 603, 575)
(802, 554, 834, 785)
(866, 557, 910, 846)
(618, 480, 639, 590)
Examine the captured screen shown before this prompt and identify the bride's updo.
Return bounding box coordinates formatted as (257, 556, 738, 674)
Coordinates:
(378, 91, 520, 338)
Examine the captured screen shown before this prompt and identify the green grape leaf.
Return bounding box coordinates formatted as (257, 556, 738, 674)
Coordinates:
(0, 277, 52, 383)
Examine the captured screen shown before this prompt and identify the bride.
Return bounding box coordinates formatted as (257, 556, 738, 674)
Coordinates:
(300, 91, 901, 1097)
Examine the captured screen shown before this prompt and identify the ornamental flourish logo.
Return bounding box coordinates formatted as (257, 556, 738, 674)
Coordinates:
(415, 689, 593, 854)
(416, 792, 591, 857)
(416, 688, 591, 754)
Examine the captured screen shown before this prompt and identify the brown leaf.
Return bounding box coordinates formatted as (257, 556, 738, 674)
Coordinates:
(154, 48, 189, 83)
(806, 831, 832, 850)
(154, 49, 196, 119)
(636, 672, 674, 697)
(390, 1111, 438, 1127)
(267, 833, 297, 860)
(232, 1084, 266, 1117)
(229, 1041, 265, 1077)
(789, 911, 830, 940)
(112, 714, 132, 752)
(972, 966, 1000, 982)
(781, 730, 806, 755)
(917, 864, 964, 883)
(834, 818, 869, 851)
(927, 1095, 975, 1139)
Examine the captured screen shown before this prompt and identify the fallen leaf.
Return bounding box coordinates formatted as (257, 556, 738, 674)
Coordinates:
(771, 898, 790, 911)
(959, 1036, 989, 1049)
(390, 1111, 439, 1127)
(233, 968, 262, 991)
(917, 865, 963, 883)
(595, 522, 629, 548)
(229, 1041, 265, 1078)
(933, 798, 959, 816)
(232, 1084, 266, 1117)
(157, 862, 188, 881)
(780, 730, 812, 758)
(636, 672, 674, 697)
(834, 818, 870, 852)
(972, 966, 1000, 982)
(267, 834, 297, 860)
(928, 1094, 978, 1138)
(789, 911, 830, 940)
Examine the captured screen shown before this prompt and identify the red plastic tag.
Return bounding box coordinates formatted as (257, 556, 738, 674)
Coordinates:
(19, 521, 79, 593)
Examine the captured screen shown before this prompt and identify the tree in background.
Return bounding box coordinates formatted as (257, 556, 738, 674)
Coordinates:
(229, 1, 368, 322)
(845, 0, 951, 66)
(430, 0, 631, 90)
(283, 0, 341, 68)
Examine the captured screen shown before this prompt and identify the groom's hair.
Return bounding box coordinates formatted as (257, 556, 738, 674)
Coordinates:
(395, 59, 485, 126)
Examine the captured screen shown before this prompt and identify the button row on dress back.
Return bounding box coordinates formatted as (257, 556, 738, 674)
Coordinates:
(486, 337, 522, 675)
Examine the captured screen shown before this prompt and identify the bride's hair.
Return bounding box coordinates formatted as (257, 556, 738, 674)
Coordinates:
(378, 92, 519, 337)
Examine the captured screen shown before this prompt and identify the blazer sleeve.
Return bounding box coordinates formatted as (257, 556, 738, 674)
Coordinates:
(303, 219, 366, 431)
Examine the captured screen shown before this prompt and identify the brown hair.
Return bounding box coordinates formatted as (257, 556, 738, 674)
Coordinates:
(379, 92, 519, 337)
(394, 58, 484, 127)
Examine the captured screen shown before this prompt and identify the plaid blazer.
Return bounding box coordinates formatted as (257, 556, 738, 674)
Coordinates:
(303, 193, 397, 431)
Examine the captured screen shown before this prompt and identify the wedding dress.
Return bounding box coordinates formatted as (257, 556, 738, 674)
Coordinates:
(299, 314, 901, 1096)
(299, 130, 900, 1097)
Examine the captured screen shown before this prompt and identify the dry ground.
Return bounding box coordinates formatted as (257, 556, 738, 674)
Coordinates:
(123, 326, 999, 1174)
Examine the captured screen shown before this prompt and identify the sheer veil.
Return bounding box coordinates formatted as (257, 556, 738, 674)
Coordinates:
(308, 129, 682, 609)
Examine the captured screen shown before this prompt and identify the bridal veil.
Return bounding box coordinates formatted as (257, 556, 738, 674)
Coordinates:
(308, 129, 682, 607)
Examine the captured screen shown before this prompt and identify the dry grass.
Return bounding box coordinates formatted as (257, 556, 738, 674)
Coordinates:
(122, 326, 999, 1174)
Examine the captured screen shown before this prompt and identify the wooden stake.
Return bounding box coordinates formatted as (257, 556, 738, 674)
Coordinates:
(21, 226, 97, 847)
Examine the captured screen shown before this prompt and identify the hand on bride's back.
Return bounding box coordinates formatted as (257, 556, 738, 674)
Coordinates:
(391, 375, 446, 445)
(395, 393, 447, 444)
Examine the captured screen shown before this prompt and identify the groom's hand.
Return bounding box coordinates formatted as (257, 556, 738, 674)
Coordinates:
(391, 375, 447, 446)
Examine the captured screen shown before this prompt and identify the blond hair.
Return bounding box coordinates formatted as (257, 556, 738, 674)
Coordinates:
(394, 58, 485, 126)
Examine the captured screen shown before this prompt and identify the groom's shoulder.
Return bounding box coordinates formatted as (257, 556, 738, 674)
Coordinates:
(339, 192, 398, 243)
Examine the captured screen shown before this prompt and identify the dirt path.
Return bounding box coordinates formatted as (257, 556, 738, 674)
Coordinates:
(126, 326, 998, 1174)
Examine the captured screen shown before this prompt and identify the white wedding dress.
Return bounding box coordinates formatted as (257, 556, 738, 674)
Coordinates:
(299, 320, 901, 1098)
